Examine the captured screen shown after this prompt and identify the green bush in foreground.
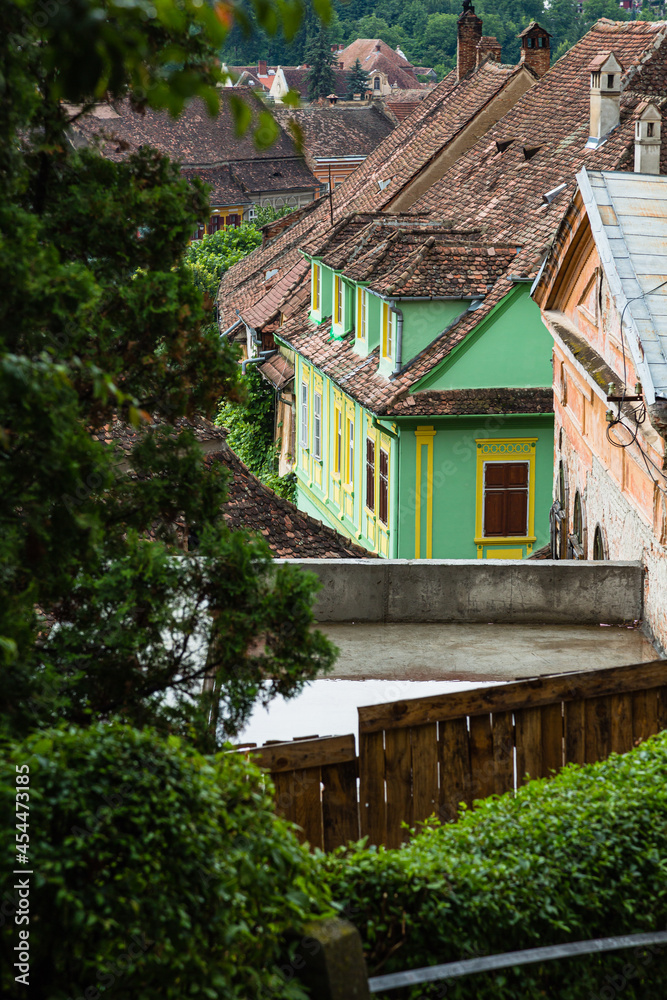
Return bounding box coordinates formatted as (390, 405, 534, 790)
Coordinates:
(0, 724, 331, 1000)
(320, 733, 667, 999)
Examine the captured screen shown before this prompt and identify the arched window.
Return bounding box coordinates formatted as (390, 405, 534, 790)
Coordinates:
(573, 491, 583, 545)
(373, 76, 380, 90)
(593, 525, 606, 560)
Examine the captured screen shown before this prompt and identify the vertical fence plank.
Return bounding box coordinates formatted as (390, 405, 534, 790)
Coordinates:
(515, 707, 542, 785)
(359, 730, 385, 846)
(541, 702, 564, 777)
(658, 687, 667, 733)
(410, 723, 439, 827)
(385, 727, 412, 848)
(322, 760, 359, 851)
(564, 699, 586, 765)
(633, 689, 660, 745)
(293, 766, 323, 850)
(469, 714, 495, 801)
(585, 696, 612, 763)
(610, 693, 634, 754)
(439, 717, 471, 823)
(272, 770, 297, 824)
(491, 711, 515, 796)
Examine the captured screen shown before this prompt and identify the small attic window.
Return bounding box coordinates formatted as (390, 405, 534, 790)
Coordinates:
(591, 71, 601, 88)
(273, 170, 283, 177)
(648, 122, 655, 137)
(607, 74, 614, 88)
(523, 145, 541, 161)
(496, 138, 514, 153)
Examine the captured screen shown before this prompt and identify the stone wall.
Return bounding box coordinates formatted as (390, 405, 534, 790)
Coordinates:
(276, 558, 643, 624)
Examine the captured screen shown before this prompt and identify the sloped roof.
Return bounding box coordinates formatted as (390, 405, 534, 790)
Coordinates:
(217, 60, 525, 327)
(577, 168, 667, 404)
(219, 20, 667, 417)
(389, 387, 554, 415)
(181, 164, 249, 207)
(258, 352, 295, 390)
(279, 67, 351, 98)
(72, 89, 297, 164)
(70, 89, 319, 198)
(338, 39, 425, 89)
(273, 105, 395, 159)
(91, 415, 373, 557)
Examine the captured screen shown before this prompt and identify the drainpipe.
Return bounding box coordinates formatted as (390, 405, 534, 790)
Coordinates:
(241, 350, 273, 375)
(392, 305, 404, 376)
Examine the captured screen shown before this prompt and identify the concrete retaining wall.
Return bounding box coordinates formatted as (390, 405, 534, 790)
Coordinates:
(276, 559, 644, 624)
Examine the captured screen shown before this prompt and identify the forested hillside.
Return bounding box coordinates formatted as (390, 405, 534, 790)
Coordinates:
(223, 0, 660, 80)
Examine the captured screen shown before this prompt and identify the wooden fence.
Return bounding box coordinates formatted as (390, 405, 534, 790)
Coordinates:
(243, 660, 667, 851)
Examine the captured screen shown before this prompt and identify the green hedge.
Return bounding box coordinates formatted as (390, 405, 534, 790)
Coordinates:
(319, 733, 667, 999)
(0, 724, 330, 1000)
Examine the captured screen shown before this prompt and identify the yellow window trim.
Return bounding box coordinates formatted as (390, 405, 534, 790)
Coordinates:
(344, 398, 355, 493)
(312, 262, 320, 313)
(333, 394, 342, 478)
(475, 437, 537, 558)
(415, 426, 436, 559)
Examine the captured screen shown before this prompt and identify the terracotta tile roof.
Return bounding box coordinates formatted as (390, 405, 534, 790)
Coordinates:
(280, 67, 351, 98)
(273, 105, 396, 159)
(229, 156, 318, 194)
(91, 414, 373, 557)
(209, 439, 375, 558)
(70, 89, 319, 198)
(337, 39, 425, 89)
(258, 352, 295, 390)
(219, 21, 667, 423)
(181, 164, 249, 207)
(71, 89, 297, 163)
(242, 257, 310, 329)
(216, 60, 522, 328)
(387, 387, 554, 416)
(411, 20, 667, 244)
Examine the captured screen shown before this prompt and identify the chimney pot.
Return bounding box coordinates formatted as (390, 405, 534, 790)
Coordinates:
(518, 22, 551, 78)
(587, 51, 622, 145)
(635, 102, 662, 175)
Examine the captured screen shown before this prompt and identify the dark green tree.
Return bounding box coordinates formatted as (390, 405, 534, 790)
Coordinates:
(346, 57, 371, 97)
(307, 25, 338, 99)
(0, 0, 336, 749)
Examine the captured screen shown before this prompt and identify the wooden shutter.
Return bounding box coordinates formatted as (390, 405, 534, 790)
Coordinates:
(379, 448, 389, 525)
(483, 462, 528, 537)
(366, 438, 375, 512)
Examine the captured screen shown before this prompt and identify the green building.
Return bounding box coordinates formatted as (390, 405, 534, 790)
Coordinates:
(274, 216, 554, 559)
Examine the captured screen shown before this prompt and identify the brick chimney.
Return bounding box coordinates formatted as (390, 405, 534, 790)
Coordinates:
(518, 22, 551, 78)
(457, 5, 483, 81)
(476, 36, 502, 68)
(258, 59, 268, 76)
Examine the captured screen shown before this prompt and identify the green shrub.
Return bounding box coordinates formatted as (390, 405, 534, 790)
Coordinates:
(319, 733, 667, 999)
(0, 724, 331, 999)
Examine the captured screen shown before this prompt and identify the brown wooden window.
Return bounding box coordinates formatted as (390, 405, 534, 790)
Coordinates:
(379, 448, 389, 525)
(483, 462, 529, 537)
(366, 437, 375, 512)
(209, 214, 222, 233)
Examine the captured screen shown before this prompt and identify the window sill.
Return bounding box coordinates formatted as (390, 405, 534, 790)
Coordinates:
(475, 535, 537, 545)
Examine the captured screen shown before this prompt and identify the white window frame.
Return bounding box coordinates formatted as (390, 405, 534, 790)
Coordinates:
(313, 391, 322, 460)
(347, 418, 355, 487)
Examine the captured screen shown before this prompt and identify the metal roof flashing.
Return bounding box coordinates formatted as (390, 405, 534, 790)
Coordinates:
(576, 167, 667, 407)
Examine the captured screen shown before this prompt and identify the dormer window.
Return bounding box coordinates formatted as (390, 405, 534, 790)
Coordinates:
(591, 71, 601, 88)
(374, 77, 380, 90)
(357, 287, 367, 340)
(607, 74, 614, 89)
(334, 274, 343, 326)
(382, 302, 395, 359)
(312, 262, 321, 314)
(648, 122, 655, 138)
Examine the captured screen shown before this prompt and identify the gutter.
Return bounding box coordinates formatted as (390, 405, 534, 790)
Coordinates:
(220, 317, 242, 339)
(241, 350, 274, 375)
